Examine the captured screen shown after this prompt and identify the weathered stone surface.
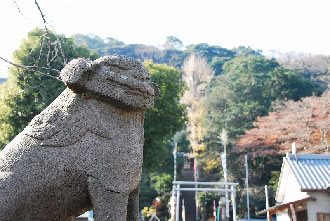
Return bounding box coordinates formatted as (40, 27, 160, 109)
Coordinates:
(0, 55, 158, 221)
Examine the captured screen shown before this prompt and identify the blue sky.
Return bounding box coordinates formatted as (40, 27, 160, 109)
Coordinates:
(1, 0, 330, 77)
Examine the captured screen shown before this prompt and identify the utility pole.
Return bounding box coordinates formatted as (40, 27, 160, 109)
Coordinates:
(174, 143, 177, 182)
(231, 185, 237, 221)
(219, 129, 229, 221)
(171, 143, 177, 221)
(245, 155, 250, 220)
(219, 129, 229, 220)
(194, 157, 199, 221)
(265, 185, 270, 221)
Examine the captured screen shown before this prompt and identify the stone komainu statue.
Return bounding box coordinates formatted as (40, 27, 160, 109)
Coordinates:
(0, 55, 159, 221)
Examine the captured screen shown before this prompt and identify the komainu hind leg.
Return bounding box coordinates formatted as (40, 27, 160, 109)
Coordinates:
(127, 187, 140, 221)
(88, 177, 129, 221)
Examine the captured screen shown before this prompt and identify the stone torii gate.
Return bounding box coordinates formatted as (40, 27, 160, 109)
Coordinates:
(173, 181, 239, 221)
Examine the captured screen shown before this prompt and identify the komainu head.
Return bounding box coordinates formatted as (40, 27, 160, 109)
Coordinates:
(60, 55, 159, 111)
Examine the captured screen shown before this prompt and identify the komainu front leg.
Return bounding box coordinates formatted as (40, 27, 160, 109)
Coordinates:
(127, 187, 140, 221)
(88, 177, 129, 221)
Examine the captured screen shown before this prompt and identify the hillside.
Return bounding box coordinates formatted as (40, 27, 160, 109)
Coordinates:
(73, 34, 238, 75)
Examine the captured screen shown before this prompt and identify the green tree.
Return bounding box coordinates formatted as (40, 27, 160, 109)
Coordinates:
(73, 33, 125, 54)
(143, 61, 186, 170)
(0, 28, 99, 149)
(150, 173, 173, 198)
(232, 46, 262, 57)
(201, 55, 321, 217)
(140, 62, 186, 219)
(185, 43, 235, 75)
(204, 56, 320, 139)
(163, 36, 184, 50)
(74, 34, 243, 75)
(73, 34, 186, 68)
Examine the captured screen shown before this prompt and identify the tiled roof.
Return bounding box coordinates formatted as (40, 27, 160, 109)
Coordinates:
(285, 153, 330, 191)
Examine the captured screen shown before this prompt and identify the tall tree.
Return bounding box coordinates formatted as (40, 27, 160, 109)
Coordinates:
(203, 56, 321, 139)
(0, 28, 99, 149)
(140, 62, 186, 219)
(180, 53, 214, 221)
(181, 54, 215, 155)
(143, 61, 186, 170)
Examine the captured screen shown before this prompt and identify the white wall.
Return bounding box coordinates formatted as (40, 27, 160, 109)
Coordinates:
(307, 192, 330, 221)
(276, 209, 291, 221)
(282, 172, 308, 203)
(277, 162, 307, 203)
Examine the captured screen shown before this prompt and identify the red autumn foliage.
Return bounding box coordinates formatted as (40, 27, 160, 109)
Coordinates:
(233, 91, 330, 157)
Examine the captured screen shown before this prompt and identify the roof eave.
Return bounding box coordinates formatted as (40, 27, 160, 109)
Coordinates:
(256, 196, 316, 216)
(300, 188, 328, 192)
(275, 157, 288, 202)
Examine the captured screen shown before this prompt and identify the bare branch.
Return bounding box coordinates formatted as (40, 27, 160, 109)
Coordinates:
(57, 35, 67, 65)
(25, 65, 61, 73)
(33, 1, 68, 67)
(33, 0, 51, 66)
(0, 56, 62, 82)
(34, 0, 48, 25)
(13, 0, 28, 20)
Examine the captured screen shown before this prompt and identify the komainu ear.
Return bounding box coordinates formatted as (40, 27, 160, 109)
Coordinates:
(60, 58, 93, 90)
